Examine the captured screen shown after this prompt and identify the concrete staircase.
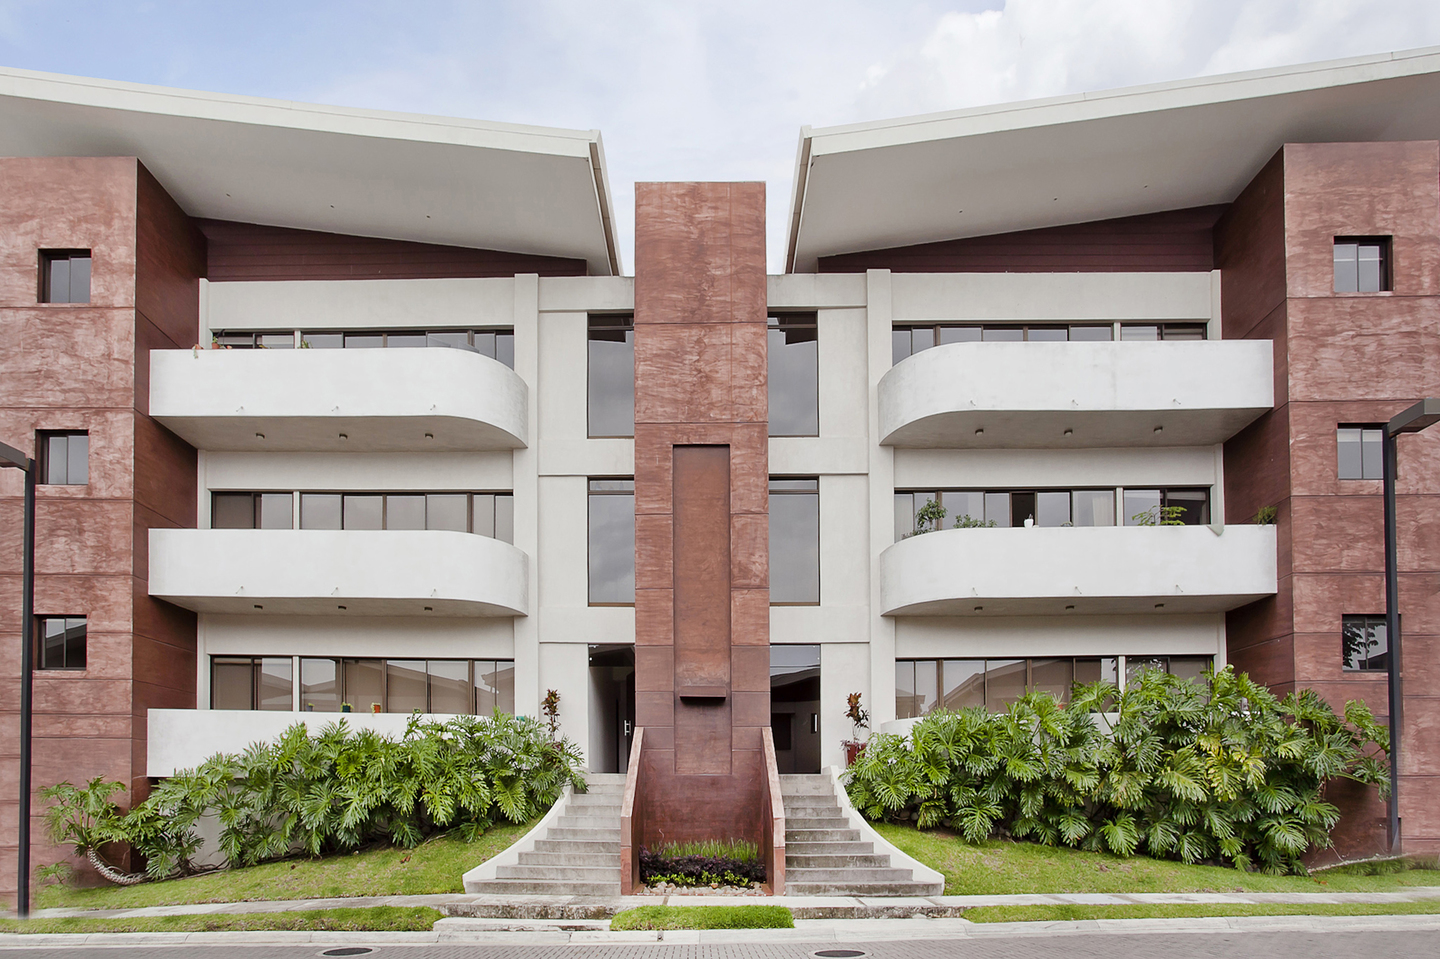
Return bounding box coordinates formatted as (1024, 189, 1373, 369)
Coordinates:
(782, 774, 943, 897)
(463, 773, 624, 897)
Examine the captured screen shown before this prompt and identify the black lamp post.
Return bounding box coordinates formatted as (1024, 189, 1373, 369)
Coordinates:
(1381, 398, 1440, 855)
(0, 441, 35, 917)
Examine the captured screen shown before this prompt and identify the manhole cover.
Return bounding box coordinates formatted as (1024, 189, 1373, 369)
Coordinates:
(813, 951, 867, 958)
(321, 949, 374, 957)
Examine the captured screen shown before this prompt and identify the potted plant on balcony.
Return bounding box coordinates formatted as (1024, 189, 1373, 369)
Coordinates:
(842, 692, 869, 766)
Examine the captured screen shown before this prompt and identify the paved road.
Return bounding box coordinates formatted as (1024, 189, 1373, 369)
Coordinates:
(3, 926, 1440, 959)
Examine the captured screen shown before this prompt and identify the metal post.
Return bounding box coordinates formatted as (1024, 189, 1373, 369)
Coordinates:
(1382, 429, 1402, 855)
(0, 443, 35, 918)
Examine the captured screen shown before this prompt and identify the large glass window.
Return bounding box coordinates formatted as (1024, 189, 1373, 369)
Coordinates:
(286, 491, 511, 540)
(1122, 488, 1210, 526)
(40, 250, 91, 304)
(1337, 425, 1384, 480)
(896, 656, 1175, 718)
(212, 331, 295, 349)
(892, 323, 1114, 363)
(1334, 238, 1390, 293)
(768, 314, 818, 436)
(211, 656, 292, 710)
(292, 329, 515, 367)
(588, 315, 634, 437)
(1342, 615, 1389, 671)
(36, 616, 86, 670)
(296, 658, 515, 714)
(38, 431, 88, 485)
(588, 479, 635, 604)
(212, 492, 294, 529)
(895, 488, 1118, 540)
(1119, 323, 1208, 340)
(770, 478, 820, 604)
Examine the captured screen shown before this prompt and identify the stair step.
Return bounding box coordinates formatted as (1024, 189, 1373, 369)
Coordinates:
(532, 839, 620, 854)
(785, 841, 877, 856)
(782, 801, 841, 814)
(785, 817, 851, 830)
(544, 828, 622, 841)
(495, 865, 620, 881)
(786, 828, 861, 842)
(468, 880, 621, 896)
(786, 854, 891, 868)
(788, 882, 942, 897)
(786, 867, 915, 882)
(555, 816, 620, 828)
(517, 852, 620, 867)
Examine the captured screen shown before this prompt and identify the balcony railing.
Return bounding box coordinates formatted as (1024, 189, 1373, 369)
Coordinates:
(877, 340, 1273, 448)
(149, 528, 528, 616)
(879, 524, 1277, 616)
(149, 346, 527, 452)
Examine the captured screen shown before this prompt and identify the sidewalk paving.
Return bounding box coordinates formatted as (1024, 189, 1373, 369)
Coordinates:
(27, 885, 1440, 921)
(2, 912, 1440, 948)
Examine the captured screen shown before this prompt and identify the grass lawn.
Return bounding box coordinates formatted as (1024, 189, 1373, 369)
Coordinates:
(0, 906, 443, 934)
(610, 906, 794, 931)
(873, 822, 1440, 896)
(963, 901, 1440, 923)
(34, 820, 534, 911)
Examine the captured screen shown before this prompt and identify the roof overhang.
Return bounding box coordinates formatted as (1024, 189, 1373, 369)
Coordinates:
(0, 66, 620, 275)
(788, 46, 1440, 272)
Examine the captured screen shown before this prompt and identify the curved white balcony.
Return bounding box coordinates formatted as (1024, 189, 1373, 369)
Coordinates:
(879, 525, 1276, 616)
(149, 529, 528, 616)
(150, 347, 527, 452)
(878, 341, 1273, 448)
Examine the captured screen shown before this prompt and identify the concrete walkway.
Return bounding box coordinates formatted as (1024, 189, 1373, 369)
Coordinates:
(1, 913, 1439, 949)
(27, 885, 1440, 921)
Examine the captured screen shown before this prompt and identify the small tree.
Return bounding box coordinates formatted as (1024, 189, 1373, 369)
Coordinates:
(909, 498, 948, 536)
(542, 688, 562, 740)
(1131, 504, 1187, 526)
(844, 692, 870, 742)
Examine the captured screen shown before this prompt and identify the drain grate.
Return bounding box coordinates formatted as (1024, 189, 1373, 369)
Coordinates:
(813, 951, 868, 958)
(321, 949, 375, 957)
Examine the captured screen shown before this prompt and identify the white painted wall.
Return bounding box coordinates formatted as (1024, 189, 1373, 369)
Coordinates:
(889, 271, 1213, 321)
(880, 525, 1278, 616)
(205, 277, 519, 333)
(893, 613, 1224, 658)
(201, 451, 513, 493)
(893, 446, 1218, 491)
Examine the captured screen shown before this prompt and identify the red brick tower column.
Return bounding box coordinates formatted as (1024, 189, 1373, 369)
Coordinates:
(632, 182, 770, 845)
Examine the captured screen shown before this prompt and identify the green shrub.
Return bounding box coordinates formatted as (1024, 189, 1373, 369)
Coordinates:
(42, 713, 584, 882)
(610, 905, 793, 930)
(845, 667, 1389, 875)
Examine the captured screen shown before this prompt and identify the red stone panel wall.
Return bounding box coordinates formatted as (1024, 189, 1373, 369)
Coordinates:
(632, 182, 769, 846)
(1222, 142, 1440, 858)
(0, 158, 200, 903)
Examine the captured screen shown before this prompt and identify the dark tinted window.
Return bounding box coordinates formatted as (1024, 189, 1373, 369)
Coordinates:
(1342, 615, 1389, 671)
(588, 316, 635, 437)
(770, 478, 819, 604)
(40, 251, 90, 304)
(588, 479, 635, 603)
(37, 616, 86, 670)
(39, 431, 87, 485)
(768, 315, 818, 436)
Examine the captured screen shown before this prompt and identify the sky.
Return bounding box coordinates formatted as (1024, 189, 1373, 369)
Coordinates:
(3, 1, 1440, 272)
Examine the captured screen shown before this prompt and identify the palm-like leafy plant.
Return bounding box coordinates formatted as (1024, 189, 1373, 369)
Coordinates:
(845, 666, 1388, 874)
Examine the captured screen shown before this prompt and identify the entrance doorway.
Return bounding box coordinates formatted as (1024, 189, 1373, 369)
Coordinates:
(771, 645, 821, 773)
(588, 645, 635, 773)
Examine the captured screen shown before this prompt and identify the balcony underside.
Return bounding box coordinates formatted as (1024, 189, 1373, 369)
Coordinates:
(883, 408, 1268, 449)
(154, 414, 523, 453)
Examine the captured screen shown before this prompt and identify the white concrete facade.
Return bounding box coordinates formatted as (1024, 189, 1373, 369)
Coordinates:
(140, 265, 1277, 778)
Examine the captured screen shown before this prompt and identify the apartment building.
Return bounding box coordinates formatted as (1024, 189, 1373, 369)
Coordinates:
(3, 47, 1440, 897)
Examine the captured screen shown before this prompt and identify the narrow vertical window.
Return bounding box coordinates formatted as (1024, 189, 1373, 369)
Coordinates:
(1337, 425, 1384, 480)
(588, 479, 635, 604)
(768, 314, 818, 436)
(769, 477, 820, 604)
(38, 431, 88, 485)
(588, 315, 634, 437)
(39, 250, 91, 303)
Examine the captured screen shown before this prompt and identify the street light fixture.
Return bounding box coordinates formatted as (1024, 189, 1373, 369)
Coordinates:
(1382, 398, 1440, 855)
(0, 441, 35, 918)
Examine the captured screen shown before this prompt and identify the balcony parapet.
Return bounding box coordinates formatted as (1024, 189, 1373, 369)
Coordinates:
(150, 347, 527, 452)
(149, 528, 528, 616)
(879, 525, 1277, 616)
(878, 341, 1273, 448)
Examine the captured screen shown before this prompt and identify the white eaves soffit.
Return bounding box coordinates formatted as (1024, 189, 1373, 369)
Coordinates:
(788, 46, 1440, 271)
(0, 66, 620, 275)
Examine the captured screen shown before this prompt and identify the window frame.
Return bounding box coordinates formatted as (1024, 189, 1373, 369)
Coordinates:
(35, 616, 87, 671)
(1342, 614, 1390, 671)
(767, 312, 820, 437)
(37, 431, 89, 486)
(39, 250, 92, 304)
(1337, 424, 1385, 481)
(1333, 237, 1392, 294)
(587, 313, 636, 438)
(769, 476, 821, 606)
(587, 477, 636, 606)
